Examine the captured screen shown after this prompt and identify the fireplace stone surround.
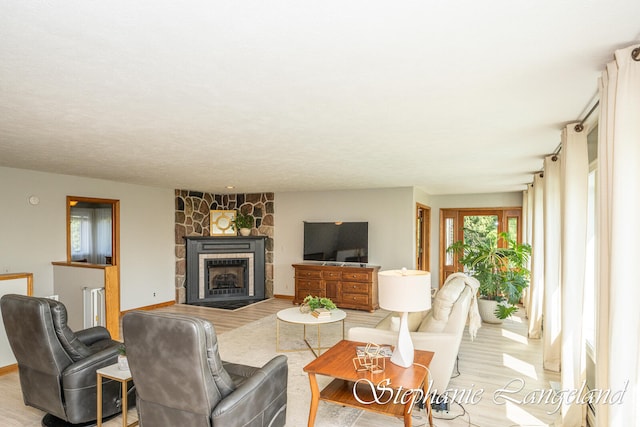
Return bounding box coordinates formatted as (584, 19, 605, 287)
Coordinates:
(185, 236, 266, 305)
(174, 190, 274, 304)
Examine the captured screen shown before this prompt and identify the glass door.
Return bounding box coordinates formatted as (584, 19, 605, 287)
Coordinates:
(439, 208, 521, 285)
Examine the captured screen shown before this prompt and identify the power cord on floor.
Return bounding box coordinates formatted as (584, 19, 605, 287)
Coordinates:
(431, 400, 482, 427)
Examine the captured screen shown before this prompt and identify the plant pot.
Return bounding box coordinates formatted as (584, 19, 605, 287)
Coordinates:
(477, 299, 503, 324)
(117, 355, 129, 371)
(239, 228, 251, 236)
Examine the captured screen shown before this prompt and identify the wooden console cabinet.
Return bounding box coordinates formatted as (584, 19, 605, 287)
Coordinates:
(293, 263, 380, 312)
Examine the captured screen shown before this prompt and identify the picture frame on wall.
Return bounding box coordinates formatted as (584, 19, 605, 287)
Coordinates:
(210, 210, 236, 236)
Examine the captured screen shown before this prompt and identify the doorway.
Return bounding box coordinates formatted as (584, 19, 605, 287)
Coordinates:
(440, 207, 521, 285)
(416, 203, 431, 271)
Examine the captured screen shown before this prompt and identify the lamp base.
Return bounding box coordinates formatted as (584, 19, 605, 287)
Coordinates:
(390, 311, 414, 368)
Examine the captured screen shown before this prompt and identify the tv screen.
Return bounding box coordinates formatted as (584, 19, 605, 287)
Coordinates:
(303, 222, 368, 263)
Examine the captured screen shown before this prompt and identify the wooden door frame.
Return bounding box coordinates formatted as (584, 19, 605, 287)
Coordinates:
(66, 196, 120, 266)
(66, 196, 121, 338)
(439, 207, 522, 286)
(415, 203, 431, 271)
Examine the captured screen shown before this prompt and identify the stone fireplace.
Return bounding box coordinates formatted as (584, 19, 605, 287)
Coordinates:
(174, 190, 274, 304)
(185, 236, 266, 305)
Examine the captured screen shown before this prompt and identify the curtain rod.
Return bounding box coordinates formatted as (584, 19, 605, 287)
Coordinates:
(573, 47, 639, 132)
(574, 101, 600, 132)
(534, 47, 639, 181)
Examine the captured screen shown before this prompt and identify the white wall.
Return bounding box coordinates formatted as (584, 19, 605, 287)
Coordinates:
(274, 187, 415, 296)
(0, 167, 175, 310)
(0, 166, 524, 305)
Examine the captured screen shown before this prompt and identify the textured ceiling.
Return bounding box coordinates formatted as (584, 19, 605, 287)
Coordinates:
(1, 1, 638, 195)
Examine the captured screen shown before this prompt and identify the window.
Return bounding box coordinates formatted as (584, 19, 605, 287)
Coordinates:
(439, 207, 522, 285)
(67, 197, 115, 264)
(583, 168, 596, 351)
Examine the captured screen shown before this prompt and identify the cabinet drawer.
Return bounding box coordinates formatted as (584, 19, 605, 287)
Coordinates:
(296, 269, 322, 279)
(341, 281, 369, 294)
(322, 270, 342, 280)
(342, 271, 370, 281)
(296, 279, 323, 291)
(342, 293, 369, 305)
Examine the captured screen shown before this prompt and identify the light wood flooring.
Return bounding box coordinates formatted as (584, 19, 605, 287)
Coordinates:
(1, 298, 559, 427)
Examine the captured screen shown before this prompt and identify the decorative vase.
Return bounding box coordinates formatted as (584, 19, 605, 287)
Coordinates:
(239, 228, 251, 236)
(117, 355, 129, 371)
(477, 299, 503, 324)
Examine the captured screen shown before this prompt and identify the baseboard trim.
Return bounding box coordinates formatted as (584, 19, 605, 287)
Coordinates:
(274, 294, 294, 300)
(0, 363, 18, 376)
(120, 300, 175, 315)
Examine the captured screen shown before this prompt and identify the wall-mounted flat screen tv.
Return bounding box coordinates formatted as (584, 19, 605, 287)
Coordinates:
(303, 221, 368, 263)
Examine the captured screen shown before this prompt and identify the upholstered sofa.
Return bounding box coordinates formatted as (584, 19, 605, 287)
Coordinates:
(348, 273, 481, 395)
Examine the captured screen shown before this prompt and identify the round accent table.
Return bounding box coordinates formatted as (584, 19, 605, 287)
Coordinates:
(276, 307, 346, 357)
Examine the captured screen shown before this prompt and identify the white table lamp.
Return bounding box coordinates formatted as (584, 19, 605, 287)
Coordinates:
(378, 268, 431, 368)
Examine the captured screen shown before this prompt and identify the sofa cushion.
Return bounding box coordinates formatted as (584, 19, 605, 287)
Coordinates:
(432, 277, 466, 320)
(417, 311, 443, 332)
(417, 276, 466, 332)
(376, 311, 428, 332)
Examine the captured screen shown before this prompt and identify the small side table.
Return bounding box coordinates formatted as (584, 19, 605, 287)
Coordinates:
(276, 307, 346, 357)
(96, 363, 138, 427)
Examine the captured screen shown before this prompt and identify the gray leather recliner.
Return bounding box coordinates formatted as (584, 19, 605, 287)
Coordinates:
(122, 311, 288, 427)
(0, 294, 130, 426)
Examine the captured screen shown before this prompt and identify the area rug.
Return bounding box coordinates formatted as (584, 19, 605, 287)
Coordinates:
(217, 314, 363, 427)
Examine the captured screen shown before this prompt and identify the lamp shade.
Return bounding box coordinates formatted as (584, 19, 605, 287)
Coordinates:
(378, 269, 431, 313)
(378, 269, 431, 368)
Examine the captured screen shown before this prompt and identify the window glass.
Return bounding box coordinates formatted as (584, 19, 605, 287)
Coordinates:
(463, 215, 498, 247)
(507, 217, 518, 242)
(583, 169, 596, 349)
(445, 217, 454, 265)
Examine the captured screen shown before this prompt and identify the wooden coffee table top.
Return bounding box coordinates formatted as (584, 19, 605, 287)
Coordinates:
(303, 340, 434, 426)
(304, 340, 434, 390)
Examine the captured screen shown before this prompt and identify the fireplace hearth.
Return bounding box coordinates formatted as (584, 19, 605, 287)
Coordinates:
(185, 236, 266, 305)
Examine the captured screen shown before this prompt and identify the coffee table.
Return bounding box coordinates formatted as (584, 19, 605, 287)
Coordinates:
(276, 307, 346, 357)
(303, 340, 434, 427)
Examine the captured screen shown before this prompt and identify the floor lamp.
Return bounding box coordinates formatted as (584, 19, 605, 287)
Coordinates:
(378, 269, 431, 368)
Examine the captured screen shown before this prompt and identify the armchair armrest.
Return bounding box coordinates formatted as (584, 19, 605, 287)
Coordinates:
(75, 326, 112, 346)
(62, 345, 120, 389)
(212, 355, 288, 426)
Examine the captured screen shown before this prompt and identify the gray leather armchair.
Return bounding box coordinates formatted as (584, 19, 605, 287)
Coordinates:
(122, 311, 288, 427)
(0, 294, 130, 426)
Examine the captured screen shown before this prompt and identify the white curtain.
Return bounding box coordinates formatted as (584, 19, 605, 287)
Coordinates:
(528, 173, 544, 339)
(71, 208, 93, 261)
(70, 207, 112, 264)
(93, 208, 112, 264)
(543, 155, 562, 372)
(596, 44, 640, 426)
(523, 185, 534, 315)
(559, 124, 589, 425)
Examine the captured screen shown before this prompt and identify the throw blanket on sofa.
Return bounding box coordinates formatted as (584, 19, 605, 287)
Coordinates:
(443, 272, 482, 340)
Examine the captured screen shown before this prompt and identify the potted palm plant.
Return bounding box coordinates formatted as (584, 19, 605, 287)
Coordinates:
(448, 231, 531, 323)
(232, 212, 254, 236)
